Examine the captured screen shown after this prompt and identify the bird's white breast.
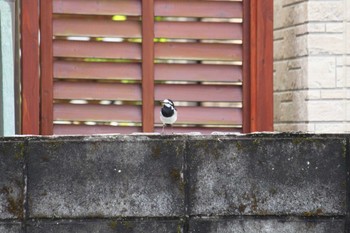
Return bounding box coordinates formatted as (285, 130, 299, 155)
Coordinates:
(160, 109, 177, 124)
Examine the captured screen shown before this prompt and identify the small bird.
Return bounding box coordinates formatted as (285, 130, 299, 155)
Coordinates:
(160, 99, 177, 134)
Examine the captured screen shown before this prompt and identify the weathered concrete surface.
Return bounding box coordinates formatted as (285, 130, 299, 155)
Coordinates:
(0, 222, 22, 233)
(189, 218, 345, 233)
(188, 137, 347, 216)
(27, 137, 186, 218)
(0, 140, 24, 220)
(26, 219, 182, 233)
(0, 134, 349, 232)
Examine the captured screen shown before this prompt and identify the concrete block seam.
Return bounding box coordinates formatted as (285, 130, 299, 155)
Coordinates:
(345, 137, 350, 233)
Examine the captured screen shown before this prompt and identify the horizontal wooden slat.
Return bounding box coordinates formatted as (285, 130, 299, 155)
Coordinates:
(155, 84, 242, 102)
(155, 0, 242, 18)
(54, 124, 141, 135)
(54, 104, 142, 122)
(54, 61, 141, 80)
(154, 126, 242, 134)
(155, 63, 242, 82)
(53, 0, 141, 16)
(54, 40, 141, 60)
(54, 82, 142, 100)
(155, 21, 242, 40)
(155, 43, 242, 61)
(54, 18, 141, 38)
(154, 106, 242, 125)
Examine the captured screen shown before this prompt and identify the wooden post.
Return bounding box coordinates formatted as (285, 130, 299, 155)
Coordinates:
(40, 0, 54, 135)
(21, 0, 40, 134)
(243, 0, 273, 132)
(242, 0, 252, 133)
(141, 0, 155, 132)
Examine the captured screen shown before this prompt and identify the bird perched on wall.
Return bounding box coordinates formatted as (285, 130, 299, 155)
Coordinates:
(160, 99, 177, 134)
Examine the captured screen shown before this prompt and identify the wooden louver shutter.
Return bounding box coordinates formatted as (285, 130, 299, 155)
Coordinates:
(52, 0, 143, 134)
(153, 0, 244, 133)
(25, 0, 275, 135)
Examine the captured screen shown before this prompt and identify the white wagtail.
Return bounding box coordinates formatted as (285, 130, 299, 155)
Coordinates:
(160, 99, 177, 134)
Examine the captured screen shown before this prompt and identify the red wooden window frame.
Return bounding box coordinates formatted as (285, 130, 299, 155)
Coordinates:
(40, 0, 54, 135)
(141, 0, 155, 132)
(21, 0, 40, 134)
(20, 0, 273, 134)
(243, 0, 273, 133)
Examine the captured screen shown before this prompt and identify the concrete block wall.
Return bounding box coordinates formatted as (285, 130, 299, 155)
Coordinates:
(274, 0, 350, 133)
(0, 134, 349, 232)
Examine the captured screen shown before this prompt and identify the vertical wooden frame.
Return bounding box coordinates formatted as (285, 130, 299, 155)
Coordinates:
(243, 0, 273, 132)
(21, 0, 40, 134)
(242, 0, 252, 133)
(256, 0, 273, 131)
(141, 0, 155, 132)
(14, 0, 21, 134)
(40, 0, 54, 135)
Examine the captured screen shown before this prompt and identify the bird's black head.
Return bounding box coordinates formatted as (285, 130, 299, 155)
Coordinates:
(162, 99, 175, 108)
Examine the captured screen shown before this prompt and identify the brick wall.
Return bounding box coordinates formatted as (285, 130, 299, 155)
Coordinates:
(274, 0, 350, 132)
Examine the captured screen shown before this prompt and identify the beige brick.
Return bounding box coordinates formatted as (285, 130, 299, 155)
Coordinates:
(308, 23, 325, 33)
(308, 1, 344, 21)
(274, 123, 310, 132)
(347, 66, 350, 87)
(274, 2, 308, 29)
(308, 101, 346, 121)
(274, 1, 284, 30)
(308, 57, 336, 88)
(307, 123, 316, 132)
(336, 66, 346, 88)
(314, 123, 349, 133)
(308, 33, 344, 55)
(274, 91, 294, 103)
(336, 57, 344, 66)
(346, 100, 350, 121)
(346, 0, 350, 21)
(274, 28, 308, 60)
(275, 91, 308, 122)
(320, 89, 347, 99)
(307, 90, 321, 100)
(274, 23, 308, 39)
(326, 22, 344, 33)
(347, 23, 350, 53)
(274, 58, 308, 91)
